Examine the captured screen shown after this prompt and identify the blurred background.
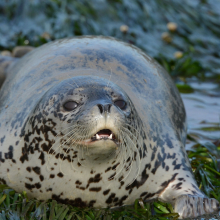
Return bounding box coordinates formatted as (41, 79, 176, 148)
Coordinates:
(0, 0, 220, 81)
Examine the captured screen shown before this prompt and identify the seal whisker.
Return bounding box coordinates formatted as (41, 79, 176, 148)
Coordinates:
(59, 142, 78, 173)
(123, 133, 141, 185)
(48, 129, 74, 155)
(50, 123, 84, 146)
(111, 130, 128, 180)
(66, 72, 79, 88)
(121, 126, 144, 159)
(67, 81, 79, 89)
(76, 144, 83, 167)
(55, 123, 85, 134)
(70, 150, 77, 171)
(47, 124, 90, 169)
(48, 131, 76, 171)
(71, 132, 88, 167)
(106, 66, 113, 88)
(115, 131, 134, 181)
(122, 123, 144, 156)
(75, 128, 92, 167)
(113, 130, 124, 176)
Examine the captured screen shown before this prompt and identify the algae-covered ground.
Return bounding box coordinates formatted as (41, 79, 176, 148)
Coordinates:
(0, 0, 219, 219)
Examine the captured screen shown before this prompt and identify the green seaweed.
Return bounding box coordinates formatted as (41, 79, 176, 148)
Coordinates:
(0, 0, 220, 81)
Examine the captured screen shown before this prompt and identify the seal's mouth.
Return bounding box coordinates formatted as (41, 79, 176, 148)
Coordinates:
(91, 129, 116, 142)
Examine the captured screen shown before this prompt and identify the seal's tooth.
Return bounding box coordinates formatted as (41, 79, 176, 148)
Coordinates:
(109, 134, 113, 139)
(96, 134, 100, 139)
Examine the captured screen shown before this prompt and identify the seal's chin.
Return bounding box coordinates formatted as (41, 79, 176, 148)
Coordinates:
(75, 129, 118, 158)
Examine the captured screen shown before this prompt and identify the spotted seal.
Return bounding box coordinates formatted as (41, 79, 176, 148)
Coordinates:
(0, 36, 219, 218)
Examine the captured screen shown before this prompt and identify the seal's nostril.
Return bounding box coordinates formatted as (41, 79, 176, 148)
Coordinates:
(97, 104, 104, 114)
(105, 104, 112, 113)
(97, 104, 112, 114)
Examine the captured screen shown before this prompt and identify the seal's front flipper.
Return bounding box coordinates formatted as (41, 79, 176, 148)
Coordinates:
(174, 195, 219, 219)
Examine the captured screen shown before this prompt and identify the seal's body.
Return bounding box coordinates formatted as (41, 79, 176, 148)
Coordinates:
(0, 37, 219, 218)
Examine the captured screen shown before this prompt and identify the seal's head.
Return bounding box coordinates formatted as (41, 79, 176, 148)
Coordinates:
(25, 76, 143, 182)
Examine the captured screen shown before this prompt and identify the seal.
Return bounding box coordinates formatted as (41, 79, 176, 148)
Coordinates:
(0, 36, 219, 219)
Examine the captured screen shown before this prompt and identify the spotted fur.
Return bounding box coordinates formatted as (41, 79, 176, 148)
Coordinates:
(0, 36, 219, 218)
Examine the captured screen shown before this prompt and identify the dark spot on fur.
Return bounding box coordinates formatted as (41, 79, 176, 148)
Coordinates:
(32, 166, 41, 175)
(161, 173, 178, 188)
(35, 183, 41, 189)
(39, 152, 45, 165)
(105, 167, 111, 172)
(5, 145, 13, 159)
(167, 153, 176, 159)
(0, 136, 5, 144)
(126, 163, 149, 190)
(118, 176, 124, 182)
(112, 163, 120, 170)
(106, 193, 116, 204)
(89, 187, 101, 192)
(108, 172, 116, 180)
(41, 143, 51, 153)
(151, 147, 157, 161)
(50, 174, 55, 178)
(89, 200, 96, 207)
(20, 144, 29, 163)
(115, 195, 128, 206)
(52, 194, 95, 208)
(75, 180, 82, 185)
(165, 134, 174, 149)
(143, 192, 156, 200)
(103, 189, 110, 195)
(173, 182, 182, 190)
(87, 174, 102, 188)
(25, 183, 35, 190)
(26, 167, 31, 172)
(174, 164, 182, 170)
(26, 177, 33, 182)
(57, 172, 64, 178)
(140, 192, 147, 197)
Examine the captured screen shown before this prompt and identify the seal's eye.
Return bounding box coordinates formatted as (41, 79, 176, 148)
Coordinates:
(114, 100, 126, 110)
(63, 101, 78, 111)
